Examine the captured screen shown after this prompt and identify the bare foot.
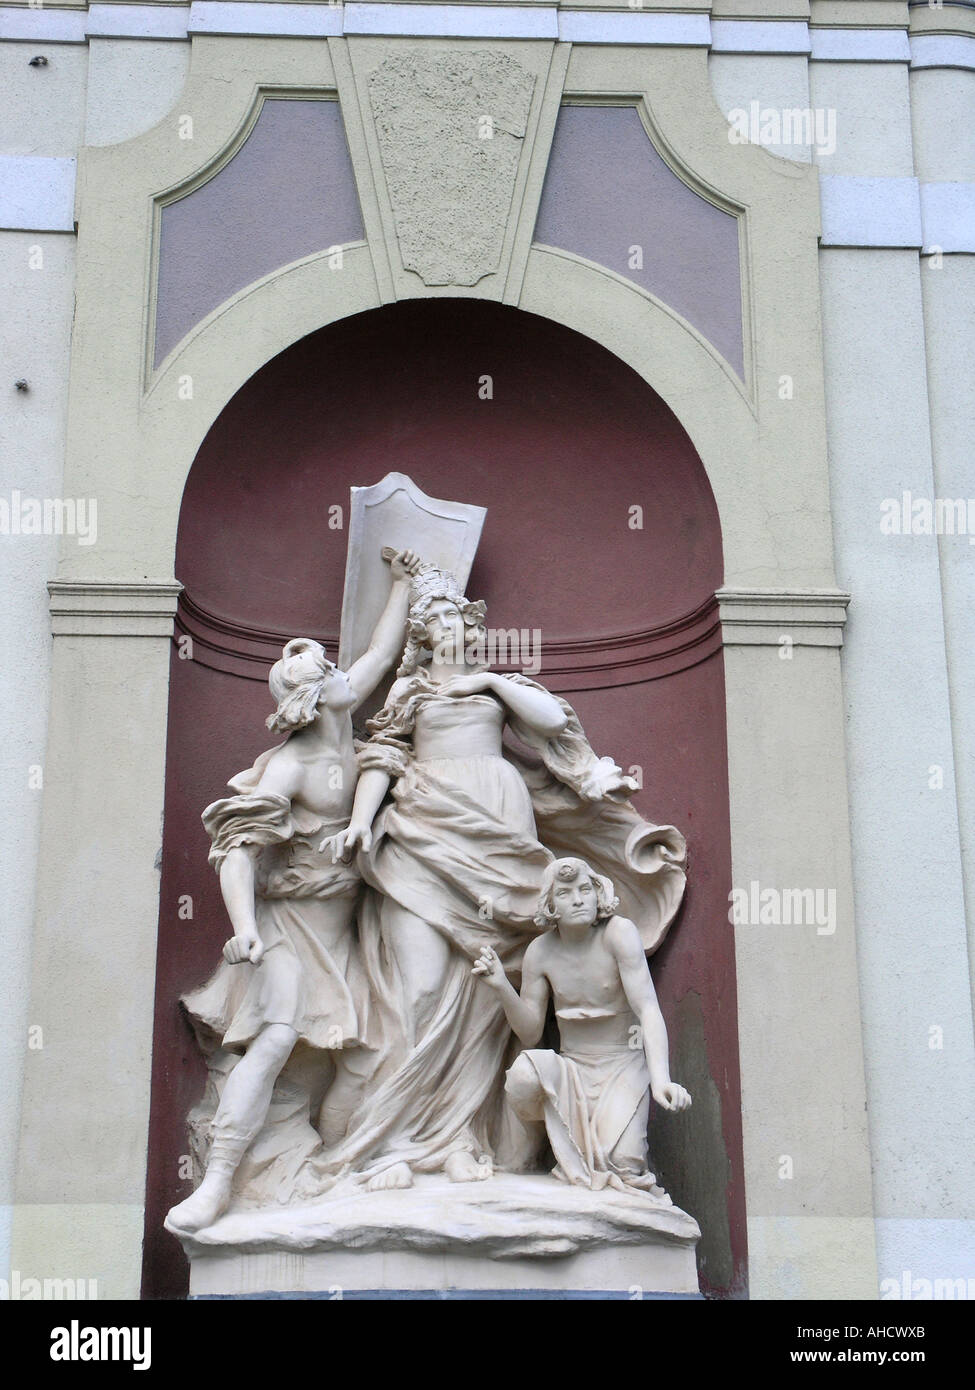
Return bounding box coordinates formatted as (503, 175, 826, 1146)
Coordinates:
(444, 1151, 493, 1184)
(366, 1161, 414, 1192)
(165, 1171, 232, 1233)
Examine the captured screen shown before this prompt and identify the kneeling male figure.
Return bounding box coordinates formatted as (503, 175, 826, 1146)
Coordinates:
(473, 856, 690, 1194)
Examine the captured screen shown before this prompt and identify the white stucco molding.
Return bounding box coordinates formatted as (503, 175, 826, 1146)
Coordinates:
(810, 27, 911, 63)
(0, 4, 189, 42)
(2, 5, 947, 62)
(819, 175, 975, 252)
(910, 34, 975, 72)
(0, 5, 813, 49)
(717, 588, 851, 647)
(49, 580, 183, 637)
(0, 156, 76, 233)
(558, 11, 709, 45)
(920, 182, 975, 255)
(0, 7, 88, 42)
(188, 2, 342, 37)
(819, 175, 923, 249)
(347, 3, 558, 39)
(710, 19, 810, 55)
(87, 4, 191, 40)
(186, 5, 711, 45)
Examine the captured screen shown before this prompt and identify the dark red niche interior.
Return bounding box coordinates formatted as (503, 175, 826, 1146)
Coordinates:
(177, 301, 722, 640)
(143, 299, 745, 1299)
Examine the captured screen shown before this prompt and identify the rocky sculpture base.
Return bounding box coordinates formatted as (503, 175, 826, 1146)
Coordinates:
(176, 1173, 701, 1298)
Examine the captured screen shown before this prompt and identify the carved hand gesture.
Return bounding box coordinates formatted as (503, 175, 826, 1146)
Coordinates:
(223, 927, 264, 967)
(651, 1081, 692, 1112)
(388, 548, 422, 582)
(321, 821, 373, 862)
(472, 946, 507, 990)
(442, 671, 496, 698)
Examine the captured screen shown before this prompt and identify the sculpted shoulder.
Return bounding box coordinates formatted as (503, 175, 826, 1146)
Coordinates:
(603, 914, 644, 959)
(523, 932, 555, 970)
(253, 742, 303, 800)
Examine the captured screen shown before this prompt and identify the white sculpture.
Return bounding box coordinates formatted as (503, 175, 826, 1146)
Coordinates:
(168, 477, 699, 1290)
(474, 857, 690, 1196)
(166, 549, 420, 1233)
(315, 554, 686, 1194)
(320, 560, 572, 1189)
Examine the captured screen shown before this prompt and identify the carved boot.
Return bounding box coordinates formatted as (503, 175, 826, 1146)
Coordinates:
(165, 1132, 248, 1233)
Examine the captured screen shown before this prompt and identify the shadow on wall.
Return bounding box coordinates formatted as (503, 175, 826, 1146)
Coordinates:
(651, 988, 741, 1298)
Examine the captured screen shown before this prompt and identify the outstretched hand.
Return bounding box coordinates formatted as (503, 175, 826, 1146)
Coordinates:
(472, 945, 507, 990)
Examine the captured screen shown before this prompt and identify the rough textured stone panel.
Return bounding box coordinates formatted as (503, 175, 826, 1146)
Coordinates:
(369, 50, 535, 286)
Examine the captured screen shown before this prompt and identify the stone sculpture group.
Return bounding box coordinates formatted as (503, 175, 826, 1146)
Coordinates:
(166, 478, 697, 1269)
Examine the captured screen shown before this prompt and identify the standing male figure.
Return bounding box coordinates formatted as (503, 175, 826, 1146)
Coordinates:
(473, 856, 691, 1194)
(166, 549, 419, 1233)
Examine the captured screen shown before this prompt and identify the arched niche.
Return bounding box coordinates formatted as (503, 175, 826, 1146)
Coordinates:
(144, 298, 746, 1298)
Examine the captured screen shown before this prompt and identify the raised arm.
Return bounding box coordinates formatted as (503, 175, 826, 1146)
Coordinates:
(345, 549, 420, 707)
(609, 916, 691, 1112)
(472, 943, 550, 1046)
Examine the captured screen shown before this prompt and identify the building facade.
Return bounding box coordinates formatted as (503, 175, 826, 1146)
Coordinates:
(1, 0, 973, 1299)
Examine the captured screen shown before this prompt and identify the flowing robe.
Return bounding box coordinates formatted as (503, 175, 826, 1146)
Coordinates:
(183, 751, 368, 1054)
(179, 751, 376, 1207)
(316, 671, 687, 1184)
(505, 1033, 659, 1193)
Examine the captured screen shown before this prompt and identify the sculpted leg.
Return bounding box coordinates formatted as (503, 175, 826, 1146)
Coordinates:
(504, 1051, 546, 1124)
(606, 1089, 651, 1177)
(166, 1023, 298, 1232)
(382, 901, 452, 1048)
(494, 1051, 547, 1174)
(608, 1091, 669, 1199)
(379, 901, 496, 1181)
(317, 1051, 371, 1148)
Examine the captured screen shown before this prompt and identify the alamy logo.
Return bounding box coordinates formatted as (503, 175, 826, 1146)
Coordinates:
(728, 881, 836, 936)
(432, 626, 543, 675)
(50, 1320, 151, 1371)
(881, 1270, 975, 1300)
(727, 102, 837, 156)
(880, 492, 975, 542)
(0, 491, 97, 546)
(1, 1271, 97, 1300)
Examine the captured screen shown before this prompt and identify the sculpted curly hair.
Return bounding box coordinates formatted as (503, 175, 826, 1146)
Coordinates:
(266, 638, 335, 733)
(397, 592, 489, 677)
(533, 857, 619, 929)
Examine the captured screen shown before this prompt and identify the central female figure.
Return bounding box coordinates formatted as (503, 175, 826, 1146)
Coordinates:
(324, 561, 566, 1188)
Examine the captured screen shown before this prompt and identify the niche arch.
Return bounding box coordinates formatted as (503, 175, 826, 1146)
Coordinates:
(144, 298, 746, 1299)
